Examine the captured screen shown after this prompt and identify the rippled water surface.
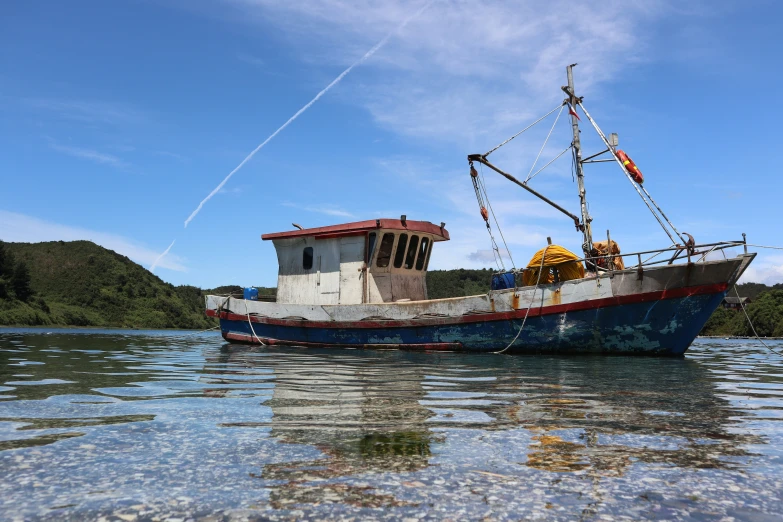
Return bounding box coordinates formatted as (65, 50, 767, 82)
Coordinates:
(1, 329, 782, 521)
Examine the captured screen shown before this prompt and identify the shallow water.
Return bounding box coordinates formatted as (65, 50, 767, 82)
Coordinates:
(1, 329, 782, 521)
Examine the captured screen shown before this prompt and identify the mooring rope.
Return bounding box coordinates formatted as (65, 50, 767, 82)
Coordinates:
(495, 245, 550, 354)
(734, 285, 783, 357)
(243, 298, 266, 346)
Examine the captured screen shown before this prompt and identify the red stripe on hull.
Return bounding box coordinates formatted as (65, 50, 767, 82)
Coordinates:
(207, 282, 728, 329)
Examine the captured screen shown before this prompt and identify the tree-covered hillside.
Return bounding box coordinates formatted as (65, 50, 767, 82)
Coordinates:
(1, 239, 779, 337)
(0, 240, 216, 329)
(701, 289, 783, 337)
(426, 269, 495, 299)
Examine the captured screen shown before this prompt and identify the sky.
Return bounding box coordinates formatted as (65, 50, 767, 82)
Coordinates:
(1, 0, 782, 289)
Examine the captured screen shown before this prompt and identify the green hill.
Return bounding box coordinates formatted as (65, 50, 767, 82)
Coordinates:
(0, 240, 217, 329)
(1, 239, 779, 336)
(426, 268, 495, 299)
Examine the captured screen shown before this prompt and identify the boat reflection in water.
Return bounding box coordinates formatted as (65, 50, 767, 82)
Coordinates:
(214, 343, 761, 511)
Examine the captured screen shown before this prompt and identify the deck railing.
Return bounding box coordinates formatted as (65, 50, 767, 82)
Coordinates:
(500, 239, 748, 281)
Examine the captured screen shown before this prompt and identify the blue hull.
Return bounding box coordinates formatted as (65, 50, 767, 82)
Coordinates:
(219, 291, 727, 356)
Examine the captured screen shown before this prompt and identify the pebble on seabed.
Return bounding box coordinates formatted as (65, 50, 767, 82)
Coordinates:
(0, 332, 782, 520)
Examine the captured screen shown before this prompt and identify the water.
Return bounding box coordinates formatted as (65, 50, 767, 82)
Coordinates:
(1, 329, 782, 521)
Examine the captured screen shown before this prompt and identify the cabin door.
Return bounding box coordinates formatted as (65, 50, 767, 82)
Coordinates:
(318, 241, 340, 304)
(339, 236, 365, 304)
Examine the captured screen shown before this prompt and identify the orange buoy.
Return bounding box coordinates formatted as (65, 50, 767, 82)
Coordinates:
(616, 150, 644, 184)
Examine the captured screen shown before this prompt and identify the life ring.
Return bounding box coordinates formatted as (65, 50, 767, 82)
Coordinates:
(616, 150, 644, 184)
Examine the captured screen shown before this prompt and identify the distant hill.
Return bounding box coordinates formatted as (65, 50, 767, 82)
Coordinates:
(426, 268, 495, 299)
(0, 240, 218, 329)
(1, 239, 779, 336)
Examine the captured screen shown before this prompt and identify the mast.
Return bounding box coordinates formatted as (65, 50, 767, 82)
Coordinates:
(564, 64, 592, 255)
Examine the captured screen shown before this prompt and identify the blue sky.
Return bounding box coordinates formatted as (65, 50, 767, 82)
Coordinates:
(1, 0, 781, 288)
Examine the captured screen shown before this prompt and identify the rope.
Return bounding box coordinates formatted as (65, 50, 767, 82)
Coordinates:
(484, 103, 564, 157)
(524, 104, 565, 183)
(154, 325, 221, 340)
(733, 285, 783, 357)
(715, 250, 782, 357)
(243, 298, 266, 345)
(495, 245, 550, 354)
(471, 163, 504, 271)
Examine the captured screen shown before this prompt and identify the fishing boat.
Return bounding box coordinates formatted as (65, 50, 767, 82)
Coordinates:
(206, 65, 754, 355)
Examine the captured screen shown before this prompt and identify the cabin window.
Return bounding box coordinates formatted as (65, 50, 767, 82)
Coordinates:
(416, 237, 430, 270)
(366, 232, 377, 264)
(424, 240, 433, 270)
(303, 247, 314, 270)
(393, 234, 408, 268)
(404, 235, 419, 269)
(376, 233, 395, 268)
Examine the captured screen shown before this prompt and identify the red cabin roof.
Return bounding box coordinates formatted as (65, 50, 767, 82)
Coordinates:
(261, 218, 450, 241)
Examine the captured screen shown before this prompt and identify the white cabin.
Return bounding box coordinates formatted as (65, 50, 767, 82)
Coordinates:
(262, 218, 450, 305)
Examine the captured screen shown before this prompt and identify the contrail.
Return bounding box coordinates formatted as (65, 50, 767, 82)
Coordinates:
(183, 2, 431, 228)
(150, 239, 176, 273)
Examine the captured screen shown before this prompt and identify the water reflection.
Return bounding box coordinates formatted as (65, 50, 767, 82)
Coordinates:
(0, 330, 781, 520)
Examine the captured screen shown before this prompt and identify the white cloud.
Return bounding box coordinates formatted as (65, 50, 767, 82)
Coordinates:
(237, 52, 266, 67)
(222, 0, 674, 147)
(740, 255, 783, 285)
(50, 143, 128, 168)
(0, 210, 187, 273)
(25, 98, 145, 126)
(281, 201, 355, 218)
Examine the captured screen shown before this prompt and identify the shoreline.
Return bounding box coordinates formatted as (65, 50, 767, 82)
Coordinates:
(698, 335, 783, 340)
(1, 326, 779, 341)
(0, 324, 217, 332)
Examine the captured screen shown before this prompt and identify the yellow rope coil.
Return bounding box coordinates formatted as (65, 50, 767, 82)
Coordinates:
(522, 245, 585, 286)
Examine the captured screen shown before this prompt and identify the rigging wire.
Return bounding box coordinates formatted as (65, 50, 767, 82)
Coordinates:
(480, 163, 516, 270)
(745, 243, 783, 251)
(495, 245, 550, 354)
(526, 145, 573, 184)
(524, 104, 566, 183)
(637, 184, 686, 245)
(484, 103, 564, 157)
(576, 101, 681, 245)
(471, 162, 504, 271)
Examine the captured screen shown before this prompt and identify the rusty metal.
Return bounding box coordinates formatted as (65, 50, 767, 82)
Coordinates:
(467, 154, 581, 228)
(565, 64, 593, 254)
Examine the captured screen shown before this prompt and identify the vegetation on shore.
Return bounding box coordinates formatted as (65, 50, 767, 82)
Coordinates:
(0, 241, 243, 329)
(701, 288, 783, 337)
(1, 240, 780, 336)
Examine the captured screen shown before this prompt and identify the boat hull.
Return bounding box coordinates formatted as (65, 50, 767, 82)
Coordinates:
(212, 289, 725, 355)
(206, 254, 754, 356)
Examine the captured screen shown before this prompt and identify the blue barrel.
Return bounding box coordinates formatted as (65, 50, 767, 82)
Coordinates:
(243, 287, 259, 301)
(490, 272, 516, 290)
